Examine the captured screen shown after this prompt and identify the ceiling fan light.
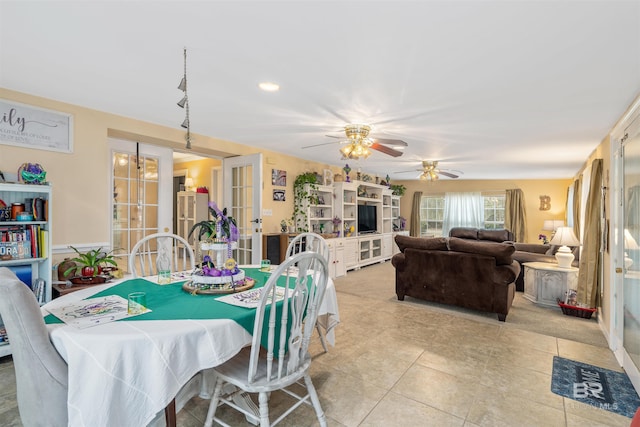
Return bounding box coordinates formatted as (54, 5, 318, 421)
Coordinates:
(340, 145, 353, 157)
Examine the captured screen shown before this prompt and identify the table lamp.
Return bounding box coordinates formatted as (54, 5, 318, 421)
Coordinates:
(542, 220, 565, 239)
(549, 226, 580, 268)
(184, 177, 194, 191)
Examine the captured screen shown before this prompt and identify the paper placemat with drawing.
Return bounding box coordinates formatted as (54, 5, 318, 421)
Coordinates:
(46, 295, 151, 329)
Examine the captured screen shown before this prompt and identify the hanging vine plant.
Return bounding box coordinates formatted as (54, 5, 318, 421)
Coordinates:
(292, 172, 320, 232)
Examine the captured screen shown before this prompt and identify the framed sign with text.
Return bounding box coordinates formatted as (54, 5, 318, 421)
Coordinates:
(0, 99, 73, 153)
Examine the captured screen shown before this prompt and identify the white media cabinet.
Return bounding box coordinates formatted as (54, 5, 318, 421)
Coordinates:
(296, 180, 405, 275)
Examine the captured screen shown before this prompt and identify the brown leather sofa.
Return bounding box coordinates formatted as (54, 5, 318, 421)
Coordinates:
(447, 227, 579, 291)
(391, 235, 520, 321)
(448, 227, 514, 243)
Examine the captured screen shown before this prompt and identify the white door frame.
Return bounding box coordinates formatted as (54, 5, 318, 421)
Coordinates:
(223, 153, 263, 265)
(108, 138, 173, 247)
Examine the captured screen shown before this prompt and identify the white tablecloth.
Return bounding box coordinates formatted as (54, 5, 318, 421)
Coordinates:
(42, 271, 339, 427)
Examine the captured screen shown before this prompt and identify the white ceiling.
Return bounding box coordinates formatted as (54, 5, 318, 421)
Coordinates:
(2, 1, 639, 180)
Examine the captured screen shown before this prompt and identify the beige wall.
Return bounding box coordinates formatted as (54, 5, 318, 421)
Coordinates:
(174, 157, 222, 193)
(395, 178, 572, 243)
(0, 88, 347, 256)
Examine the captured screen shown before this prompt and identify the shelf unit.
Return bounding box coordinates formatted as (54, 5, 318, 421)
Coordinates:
(334, 182, 358, 237)
(0, 183, 53, 357)
(176, 191, 208, 249)
(297, 184, 334, 234)
(391, 195, 401, 231)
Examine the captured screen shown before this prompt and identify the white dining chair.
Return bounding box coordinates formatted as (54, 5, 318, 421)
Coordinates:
(128, 232, 195, 278)
(285, 232, 330, 261)
(204, 251, 329, 427)
(285, 232, 330, 352)
(0, 267, 69, 427)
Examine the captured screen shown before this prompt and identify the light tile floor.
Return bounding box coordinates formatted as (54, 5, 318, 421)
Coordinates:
(0, 262, 634, 426)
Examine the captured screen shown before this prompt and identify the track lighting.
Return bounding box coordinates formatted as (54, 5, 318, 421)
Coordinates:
(178, 47, 192, 149)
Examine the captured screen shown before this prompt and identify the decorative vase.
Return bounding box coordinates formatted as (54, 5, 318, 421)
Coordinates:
(343, 164, 351, 182)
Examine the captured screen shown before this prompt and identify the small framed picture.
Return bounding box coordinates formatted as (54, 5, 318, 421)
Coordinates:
(323, 169, 333, 186)
(271, 169, 287, 186)
(273, 189, 285, 201)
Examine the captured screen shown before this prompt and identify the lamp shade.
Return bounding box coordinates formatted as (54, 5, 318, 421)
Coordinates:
(625, 229, 639, 250)
(184, 178, 194, 191)
(549, 226, 580, 268)
(542, 220, 564, 231)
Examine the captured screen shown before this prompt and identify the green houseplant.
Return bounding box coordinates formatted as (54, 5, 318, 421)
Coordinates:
(63, 246, 117, 277)
(390, 184, 406, 197)
(189, 202, 237, 243)
(292, 172, 320, 232)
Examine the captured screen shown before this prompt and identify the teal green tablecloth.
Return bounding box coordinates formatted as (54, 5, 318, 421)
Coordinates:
(44, 268, 278, 336)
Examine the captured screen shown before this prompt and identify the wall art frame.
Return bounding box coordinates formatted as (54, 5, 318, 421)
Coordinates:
(0, 99, 73, 153)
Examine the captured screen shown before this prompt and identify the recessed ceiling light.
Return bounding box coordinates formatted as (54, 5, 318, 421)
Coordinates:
(259, 82, 280, 92)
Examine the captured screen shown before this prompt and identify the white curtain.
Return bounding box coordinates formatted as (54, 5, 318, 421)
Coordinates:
(442, 192, 484, 235)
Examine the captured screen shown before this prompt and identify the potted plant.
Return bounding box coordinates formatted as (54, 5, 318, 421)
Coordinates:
(63, 246, 117, 278)
(390, 184, 406, 197)
(189, 201, 238, 243)
(292, 172, 320, 232)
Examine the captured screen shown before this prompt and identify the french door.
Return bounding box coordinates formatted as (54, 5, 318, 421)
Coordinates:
(109, 139, 173, 271)
(223, 154, 263, 265)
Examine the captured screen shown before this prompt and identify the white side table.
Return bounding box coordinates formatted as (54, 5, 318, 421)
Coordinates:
(523, 262, 579, 307)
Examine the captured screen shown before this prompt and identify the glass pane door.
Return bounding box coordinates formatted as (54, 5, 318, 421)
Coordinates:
(224, 154, 262, 265)
(623, 113, 640, 372)
(110, 140, 172, 273)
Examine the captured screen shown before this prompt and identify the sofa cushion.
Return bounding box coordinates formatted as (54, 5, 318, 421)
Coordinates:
(449, 227, 479, 240)
(395, 235, 449, 253)
(448, 237, 515, 265)
(478, 229, 513, 243)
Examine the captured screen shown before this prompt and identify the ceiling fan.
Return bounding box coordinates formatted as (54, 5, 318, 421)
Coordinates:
(398, 160, 461, 181)
(301, 124, 408, 159)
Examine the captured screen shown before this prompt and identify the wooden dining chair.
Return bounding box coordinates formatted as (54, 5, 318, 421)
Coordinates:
(128, 232, 196, 278)
(204, 251, 329, 427)
(285, 232, 330, 352)
(0, 267, 69, 427)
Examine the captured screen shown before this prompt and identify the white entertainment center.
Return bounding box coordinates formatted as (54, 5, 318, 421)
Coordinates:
(297, 180, 407, 278)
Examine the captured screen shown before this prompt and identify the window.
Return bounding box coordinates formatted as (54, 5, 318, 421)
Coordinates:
(420, 196, 444, 237)
(420, 193, 505, 236)
(483, 194, 505, 229)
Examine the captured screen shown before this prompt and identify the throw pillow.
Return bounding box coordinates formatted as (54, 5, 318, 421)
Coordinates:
(448, 227, 479, 240)
(478, 229, 512, 243)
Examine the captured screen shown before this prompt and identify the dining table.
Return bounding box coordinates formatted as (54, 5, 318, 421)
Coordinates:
(41, 266, 340, 427)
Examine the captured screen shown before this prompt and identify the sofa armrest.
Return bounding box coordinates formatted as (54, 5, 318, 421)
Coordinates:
(391, 253, 406, 272)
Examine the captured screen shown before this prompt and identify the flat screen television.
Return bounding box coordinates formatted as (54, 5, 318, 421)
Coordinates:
(357, 204, 377, 234)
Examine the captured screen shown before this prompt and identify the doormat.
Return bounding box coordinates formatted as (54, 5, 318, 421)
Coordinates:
(551, 356, 640, 418)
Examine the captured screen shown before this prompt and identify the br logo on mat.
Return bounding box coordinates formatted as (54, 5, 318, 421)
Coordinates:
(572, 367, 613, 404)
(552, 356, 639, 418)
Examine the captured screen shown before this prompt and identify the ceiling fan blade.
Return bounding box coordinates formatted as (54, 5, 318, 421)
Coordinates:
(372, 138, 408, 147)
(437, 170, 459, 179)
(325, 135, 342, 139)
(301, 141, 339, 149)
(370, 142, 404, 157)
(317, 104, 351, 123)
(394, 169, 419, 174)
